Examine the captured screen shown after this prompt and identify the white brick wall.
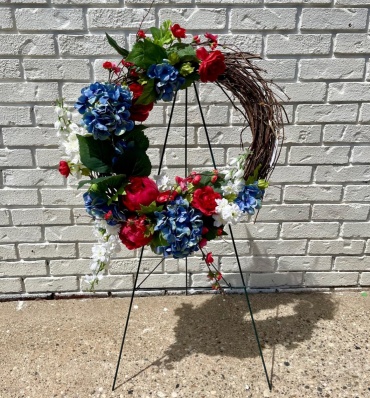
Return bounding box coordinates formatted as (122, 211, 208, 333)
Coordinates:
(1, 1, 370, 296)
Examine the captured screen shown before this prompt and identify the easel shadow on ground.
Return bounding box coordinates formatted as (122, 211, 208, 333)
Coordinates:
(116, 293, 337, 388)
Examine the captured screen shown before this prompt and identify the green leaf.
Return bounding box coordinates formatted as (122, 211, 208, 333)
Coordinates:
(77, 174, 127, 190)
(126, 40, 167, 69)
(135, 79, 156, 105)
(246, 164, 262, 185)
(77, 135, 113, 173)
(105, 33, 129, 58)
(112, 149, 152, 177)
(107, 183, 127, 205)
(138, 201, 164, 215)
(150, 27, 161, 41)
(177, 46, 197, 62)
(123, 128, 150, 151)
(180, 72, 200, 90)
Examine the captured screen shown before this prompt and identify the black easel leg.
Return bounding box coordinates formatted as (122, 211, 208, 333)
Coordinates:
(229, 225, 272, 391)
(112, 247, 145, 391)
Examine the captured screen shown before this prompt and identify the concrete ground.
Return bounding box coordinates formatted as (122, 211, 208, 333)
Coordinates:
(0, 291, 369, 398)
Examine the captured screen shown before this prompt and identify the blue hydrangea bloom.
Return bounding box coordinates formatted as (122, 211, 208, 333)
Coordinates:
(147, 62, 185, 102)
(235, 183, 264, 215)
(75, 82, 134, 140)
(83, 191, 126, 225)
(153, 196, 203, 259)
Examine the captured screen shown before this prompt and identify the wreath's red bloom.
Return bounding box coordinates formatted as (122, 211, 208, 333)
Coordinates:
(199, 238, 207, 249)
(171, 24, 186, 39)
(58, 160, 70, 177)
(193, 35, 201, 44)
(129, 102, 154, 122)
(119, 215, 153, 250)
(192, 186, 221, 216)
(205, 252, 214, 264)
(129, 83, 144, 100)
(137, 30, 146, 39)
(196, 48, 226, 83)
(103, 61, 113, 69)
(122, 176, 160, 211)
(205, 32, 218, 48)
(156, 190, 178, 204)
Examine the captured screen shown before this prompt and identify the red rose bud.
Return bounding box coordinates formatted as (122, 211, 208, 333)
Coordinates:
(205, 32, 218, 49)
(137, 29, 146, 39)
(202, 227, 209, 235)
(58, 160, 70, 178)
(129, 102, 154, 122)
(196, 48, 226, 83)
(102, 61, 113, 69)
(156, 190, 178, 204)
(192, 186, 221, 216)
(216, 272, 222, 281)
(192, 174, 201, 185)
(205, 252, 214, 264)
(122, 60, 134, 68)
(199, 238, 207, 249)
(111, 63, 121, 74)
(193, 35, 201, 44)
(211, 175, 218, 184)
(216, 227, 223, 236)
(170, 23, 186, 39)
(129, 82, 144, 100)
(104, 210, 113, 220)
(121, 176, 160, 211)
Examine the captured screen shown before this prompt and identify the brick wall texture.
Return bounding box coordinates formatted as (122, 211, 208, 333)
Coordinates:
(1, 0, 370, 296)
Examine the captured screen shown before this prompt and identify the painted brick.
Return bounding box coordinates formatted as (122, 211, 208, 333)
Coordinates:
(191, 273, 248, 288)
(146, 127, 195, 146)
(0, 9, 13, 29)
(278, 256, 332, 271)
(46, 226, 94, 242)
(15, 8, 84, 31)
(0, 34, 55, 55)
(0, 60, 21, 80)
(41, 189, 84, 206)
(283, 125, 322, 144)
(170, 105, 229, 126)
(18, 243, 76, 259)
(53, 0, 118, 3)
(0, 245, 17, 260)
(360, 273, 370, 285)
(301, 8, 367, 30)
(309, 240, 364, 255)
(267, 34, 331, 55)
(11, 209, 71, 225)
(221, 256, 275, 272)
(35, 149, 63, 168)
(281, 222, 340, 239)
(359, 103, 370, 122)
(344, 185, 370, 202)
(289, 146, 350, 165)
(257, 205, 310, 221)
(300, 58, 365, 80)
(336, 0, 370, 4)
(351, 146, 370, 163)
(110, 258, 164, 274)
(49, 259, 91, 275)
(251, 240, 307, 255)
(136, 274, 185, 289)
(24, 59, 90, 81)
(343, 222, 370, 238)
(285, 185, 342, 202)
(335, 33, 370, 54)
(323, 124, 370, 143)
(159, 8, 226, 30)
(34, 107, 56, 125)
(315, 165, 370, 182)
(230, 8, 296, 31)
(0, 149, 33, 167)
(0, 83, 59, 103)
(89, 8, 155, 29)
(204, 239, 250, 256)
(91, 275, 133, 291)
(253, 59, 297, 80)
(305, 272, 358, 287)
(3, 127, 59, 147)
(250, 272, 303, 288)
(3, 170, 64, 187)
(165, 148, 224, 167)
(0, 211, 10, 226)
(329, 83, 370, 102)
(0, 227, 41, 242)
(58, 35, 125, 56)
(334, 256, 370, 271)
(0, 107, 32, 126)
(0, 278, 22, 293)
(296, 104, 358, 123)
(0, 189, 39, 206)
(279, 83, 326, 103)
(312, 204, 369, 220)
(0, 261, 46, 277)
(219, 34, 263, 54)
(24, 276, 78, 293)
(270, 166, 312, 183)
(227, 223, 279, 239)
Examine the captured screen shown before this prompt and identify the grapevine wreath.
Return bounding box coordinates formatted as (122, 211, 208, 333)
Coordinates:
(55, 21, 285, 291)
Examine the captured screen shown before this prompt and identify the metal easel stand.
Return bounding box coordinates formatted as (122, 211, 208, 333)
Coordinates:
(112, 83, 272, 391)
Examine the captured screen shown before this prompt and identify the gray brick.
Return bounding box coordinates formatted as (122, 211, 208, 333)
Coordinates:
(53, 0, 118, 4)
(110, 258, 164, 274)
(344, 185, 370, 202)
(0, 261, 46, 277)
(3, 170, 63, 187)
(18, 243, 76, 259)
(0, 34, 55, 55)
(270, 166, 312, 183)
(24, 276, 78, 293)
(0, 245, 17, 260)
(0, 189, 39, 206)
(336, 0, 370, 4)
(359, 103, 370, 122)
(35, 149, 63, 168)
(281, 222, 340, 239)
(90, 275, 133, 291)
(24, 59, 90, 81)
(253, 59, 297, 80)
(329, 83, 370, 102)
(343, 222, 370, 238)
(267, 34, 331, 55)
(312, 204, 369, 220)
(165, 148, 224, 167)
(0, 211, 10, 226)
(0, 278, 22, 293)
(11, 209, 71, 225)
(34, 107, 56, 125)
(278, 256, 332, 271)
(0, 107, 32, 126)
(89, 8, 155, 29)
(137, 274, 185, 289)
(301, 8, 367, 30)
(250, 272, 303, 288)
(257, 205, 310, 221)
(315, 165, 370, 182)
(0, 227, 41, 242)
(323, 124, 370, 143)
(285, 185, 342, 202)
(300, 58, 365, 80)
(227, 223, 279, 239)
(351, 146, 370, 163)
(360, 272, 370, 285)
(46, 226, 95, 242)
(289, 146, 350, 165)
(309, 240, 364, 255)
(335, 256, 370, 271)
(335, 33, 370, 54)
(205, 239, 250, 256)
(170, 105, 229, 126)
(0, 8, 13, 29)
(41, 189, 85, 206)
(15, 8, 84, 31)
(296, 104, 358, 123)
(219, 34, 263, 54)
(221, 256, 275, 272)
(305, 272, 358, 287)
(0, 60, 21, 80)
(283, 125, 322, 144)
(0, 83, 59, 103)
(279, 83, 326, 103)
(230, 8, 296, 31)
(49, 259, 91, 275)
(0, 149, 33, 167)
(251, 240, 307, 255)
(3, 127, 58, 147)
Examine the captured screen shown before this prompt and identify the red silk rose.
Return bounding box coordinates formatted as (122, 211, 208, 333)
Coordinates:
(119, 215, 153, 250)
(103, 61, 113, 69)
(157, 190, 178, 204)
(196, 47, 226, 83)
(171, 24, 186, 39)
(129, 102, 154, 122)
(58, 160, 70, 177)
(129, 83, 144, 100)
(137, 30, 146, 39)
(191, 186, 221, 216)
(205, 252, 214, 264)
(122, 176, 160, 211)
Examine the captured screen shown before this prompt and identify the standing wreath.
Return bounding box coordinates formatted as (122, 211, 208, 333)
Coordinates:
(55, 21, 285, 291)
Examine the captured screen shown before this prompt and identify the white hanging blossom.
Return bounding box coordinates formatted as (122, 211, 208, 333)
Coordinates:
(213, 198, 243, 227)
(153, 170, 170, 192)
(223, 148, 251, 194)
(83, 219, 122, 291)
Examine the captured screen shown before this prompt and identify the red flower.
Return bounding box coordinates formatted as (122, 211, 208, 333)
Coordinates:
(119, 215, 153, 250)
(192, 174, 201, 185)
(58, 160, 70, 178)
(104, 210, 113, 221)
(175, 176, 192, 192)
(191, 186, 221, 216)
(205, 32, 218, 49)
(171, 23, 186, 39)
(216, 227, 223, 236)
(137, 30, 146, 39)
(111, 63, 121, 74)
(129, 83, 144, 100)
(211, 175, 218, 184)
(196, 48, 226, 83)
(129, 102, 154, 122)
(202, 227, 209, 235)
(199, 238, 207, 249)
(103, 61, 113, 69)
(121, 176, 160, 211)
(205, 252, 214, 264)
(193, 35, 201, 44)
(122, 60, 134, 68)
(157, 190, 178, 204)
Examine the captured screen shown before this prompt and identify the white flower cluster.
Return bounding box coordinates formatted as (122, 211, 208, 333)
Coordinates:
(213, 198, 242, 227)
(154, 171, 170, 192)
(83, 219, 121, 290)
